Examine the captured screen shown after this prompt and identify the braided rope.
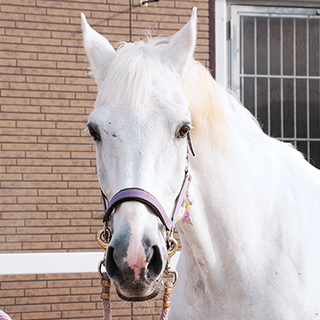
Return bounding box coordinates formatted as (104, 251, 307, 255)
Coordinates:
(159, 281, 173, 320)
(100, 276, 173, 320)
(101, 272, 112, 320)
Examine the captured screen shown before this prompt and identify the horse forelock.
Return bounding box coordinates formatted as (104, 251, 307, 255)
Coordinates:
(95, 37, 171, 110)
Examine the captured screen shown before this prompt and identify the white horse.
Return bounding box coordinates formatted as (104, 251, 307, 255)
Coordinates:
(81, 8, 320, 319)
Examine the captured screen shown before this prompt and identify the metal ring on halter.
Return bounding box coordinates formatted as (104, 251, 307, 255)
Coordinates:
(97, 228, 110, 280)
(97, 228, 111, 251)
(98, 258, 105, 279)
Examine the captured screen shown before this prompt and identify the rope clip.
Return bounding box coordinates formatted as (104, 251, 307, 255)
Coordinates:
(164, 236, 178, 287)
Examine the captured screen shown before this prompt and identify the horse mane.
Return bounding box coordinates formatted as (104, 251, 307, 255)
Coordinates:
(183, 59, 320, 185)
(182, 59, 265, 148)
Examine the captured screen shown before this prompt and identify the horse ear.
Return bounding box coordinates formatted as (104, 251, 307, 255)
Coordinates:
(166, 7, 197, 76)
(81, 13, 116, 88)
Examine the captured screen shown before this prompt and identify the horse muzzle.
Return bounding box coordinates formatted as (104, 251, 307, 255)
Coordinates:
(105, 242, 165, 301)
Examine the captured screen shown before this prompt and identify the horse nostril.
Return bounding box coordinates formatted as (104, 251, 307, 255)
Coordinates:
(147, 245, 163, 279)
(106, 246, 122, 282)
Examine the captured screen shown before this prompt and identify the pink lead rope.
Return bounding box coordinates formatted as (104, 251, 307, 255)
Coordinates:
(100, 274, 174, 320)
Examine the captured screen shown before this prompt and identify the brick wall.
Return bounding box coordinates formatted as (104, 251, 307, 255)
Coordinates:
(0, 273, 166, 320)
(0, 0, 210, 318)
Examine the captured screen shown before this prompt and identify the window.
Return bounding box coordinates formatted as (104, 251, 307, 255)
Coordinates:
(228, 5, 320, 168)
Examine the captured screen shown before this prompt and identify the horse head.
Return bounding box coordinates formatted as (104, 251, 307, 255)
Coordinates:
(81, 9, 197, 301)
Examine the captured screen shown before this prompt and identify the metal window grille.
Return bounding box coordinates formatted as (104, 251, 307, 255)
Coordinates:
(230, 5, 320, 169)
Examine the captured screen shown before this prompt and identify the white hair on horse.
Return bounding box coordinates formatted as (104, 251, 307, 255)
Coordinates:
(82, 8, 320, 319)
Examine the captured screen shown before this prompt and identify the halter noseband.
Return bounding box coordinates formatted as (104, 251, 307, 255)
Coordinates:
(101, 172, 190, 231)
(100, 132, 195, 232)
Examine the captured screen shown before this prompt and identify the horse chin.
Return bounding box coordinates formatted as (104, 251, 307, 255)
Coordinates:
(114, 278, 162, 302)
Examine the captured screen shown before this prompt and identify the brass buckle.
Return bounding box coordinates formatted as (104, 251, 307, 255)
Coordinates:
(97, 226, 112, 279)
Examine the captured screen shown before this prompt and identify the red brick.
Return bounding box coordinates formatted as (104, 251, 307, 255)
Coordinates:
(25, 151, 70, 159)
(25, 14, 69, 24)
(18, 197, 57, 204)
(0, 0, 35, 4)
(5, 304, 50, 313)
(0, 197, 17, 204)
(1, 105, 40, 113)
(41, 129, 80, 136)
(48, 144, 91, 152)
(57, 196, 99, 203)
(38, 53, 76, 62)
(22, 173, 61, 181)
(0, 120, 16, 127)
(37, 204, 100, 212)
(0, 174, 22, 181)
(40, 106, 85, 114)
(0, 243, 22, 251)
(5, 235, 51, 243)
(1, 181, 68, 189)
(15, 294, 90, 305)
(1, 5, 45, 14)
(5, 28, 50, 38)
(25, 219, 69, 227)
(17, 158, 90, 167)
(26, 76, 65, 84)
(22, 242, 62, 250)
(1, 280, 47, 290)
(0, 189, 37, 196)
(38, 189, 76, 196)
(47, 8, 91, 18)
(7, 166, 51, 173)
(1, 43, 67, 54)
(2, 212, 47, 220)
(0, 12, 24, 21)
(0, 113, 44, 121)
(17, 120, 55, 128)
(21, 311, 62, 319)
(0, 289, 25, 298)
(0, 150, 25, 158)
(0, 204, 36, 212)
(10, 82, 49, 91)
(22, 37, 61, 46)
(31, 98, 70, 106)
(0, 228, 16, 236)
(0, 66, 21, 76)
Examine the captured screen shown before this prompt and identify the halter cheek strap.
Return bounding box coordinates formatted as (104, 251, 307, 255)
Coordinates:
(101, 172, 190, 231)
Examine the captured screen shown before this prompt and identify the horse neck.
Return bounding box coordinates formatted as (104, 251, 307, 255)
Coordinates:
(177, 70, 279, 289)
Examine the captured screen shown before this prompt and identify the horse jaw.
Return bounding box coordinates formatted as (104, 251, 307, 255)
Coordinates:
(81, 13, 116, 89)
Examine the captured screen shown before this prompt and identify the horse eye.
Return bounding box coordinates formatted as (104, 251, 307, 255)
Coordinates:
(89, 127, 100, 141)
(179, 126, 190, 138)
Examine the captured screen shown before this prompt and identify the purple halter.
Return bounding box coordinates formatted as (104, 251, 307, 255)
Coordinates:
(101, 172, 190, 231)
(100, 133, 195, 231)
